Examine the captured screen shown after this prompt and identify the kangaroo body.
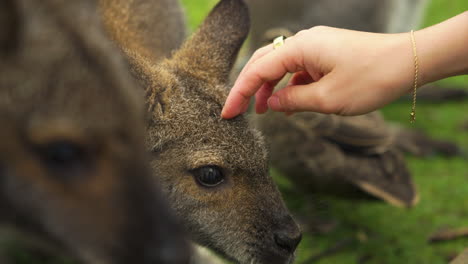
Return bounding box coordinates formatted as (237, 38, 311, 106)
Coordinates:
(100, 0, 302, 263)
(247, 0, 428, 50)
(0, 0, 189, 263)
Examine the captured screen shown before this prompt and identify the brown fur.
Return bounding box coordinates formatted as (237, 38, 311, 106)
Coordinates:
(99, 0, 186, 61)
(0, 0, 189, 263)
(253, 112, 418, 207)
(100, 0, 301, 263)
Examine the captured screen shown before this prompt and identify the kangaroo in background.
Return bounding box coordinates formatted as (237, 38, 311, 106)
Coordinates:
(245, 0, 466, 208)
(99, 0, 302, 263)
(0, 0, 189, 263)
(246, 0, 428, 51)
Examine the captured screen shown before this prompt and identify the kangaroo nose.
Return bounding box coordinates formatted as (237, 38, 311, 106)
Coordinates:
(274, 231, 302, 254)
(274, 216, 302, 254)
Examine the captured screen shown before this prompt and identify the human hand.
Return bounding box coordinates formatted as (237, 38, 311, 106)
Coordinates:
(222, 26, 417, 118)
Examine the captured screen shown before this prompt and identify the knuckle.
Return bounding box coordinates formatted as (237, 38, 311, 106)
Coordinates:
(256, 46, 269, 55)
(289, 30, 307, 47)
(294, 29, 308, 37)
(314, 89, 337, 114)
(310, 25, 329, 33)
(250, 67, 266, 83)
(280, 89, 297, 111)
(251, 48, 264, 60)
(250, 46, 269, 61)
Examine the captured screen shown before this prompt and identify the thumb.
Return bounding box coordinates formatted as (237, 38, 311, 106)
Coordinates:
(267, 74, 339, 114)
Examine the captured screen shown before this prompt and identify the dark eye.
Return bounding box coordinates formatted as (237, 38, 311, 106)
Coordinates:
(38, 141, 89, 173)
(191, 166, 224, 187)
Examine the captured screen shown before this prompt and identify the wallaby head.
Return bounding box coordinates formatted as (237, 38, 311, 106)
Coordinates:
(100, 0, 301, 263)
(0, 1, 189, 263)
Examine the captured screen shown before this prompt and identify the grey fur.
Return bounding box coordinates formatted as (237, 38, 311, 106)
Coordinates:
(100, 0, 301, 263)
(246, 0, 428, 50)
(0, 0, 189, 263)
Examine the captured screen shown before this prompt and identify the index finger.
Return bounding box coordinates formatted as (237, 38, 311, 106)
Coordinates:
(222, 37, 303, 119)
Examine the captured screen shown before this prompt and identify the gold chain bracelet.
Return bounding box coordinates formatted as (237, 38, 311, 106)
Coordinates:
(410, 30, 419, 123)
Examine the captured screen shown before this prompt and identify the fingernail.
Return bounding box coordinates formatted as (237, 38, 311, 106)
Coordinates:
(221, 107, 238, 119)
(267, 96, 280, 110)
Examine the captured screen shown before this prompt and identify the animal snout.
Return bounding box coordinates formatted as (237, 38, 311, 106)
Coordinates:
(273, 216, 302, 254)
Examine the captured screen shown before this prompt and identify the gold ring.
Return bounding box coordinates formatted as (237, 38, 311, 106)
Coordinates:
(273, 36, 286, 50)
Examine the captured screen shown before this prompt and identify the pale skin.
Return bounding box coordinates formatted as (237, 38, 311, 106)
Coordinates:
(221, 11, 468, 119)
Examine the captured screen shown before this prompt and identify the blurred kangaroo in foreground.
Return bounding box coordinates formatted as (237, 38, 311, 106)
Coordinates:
(99, 0, 302, 263)
(0, 0, 190, 263)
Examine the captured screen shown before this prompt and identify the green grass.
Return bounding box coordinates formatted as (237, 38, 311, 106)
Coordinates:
(422, 0, 468, 87)
(180, 1, 468, 263)
(180, 0, 218, 31)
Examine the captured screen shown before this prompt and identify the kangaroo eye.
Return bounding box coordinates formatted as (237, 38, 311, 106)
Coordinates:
(191, 166, 224, 187)
(38, 141, 89, 173)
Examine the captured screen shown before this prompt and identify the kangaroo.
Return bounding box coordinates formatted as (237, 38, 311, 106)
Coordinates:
(0, 0, 189, 263)
(246, 0, 429, 51)
(253, 112, 419, 207)
(243, 0, 464, 208)
(99, 0, 302, 263)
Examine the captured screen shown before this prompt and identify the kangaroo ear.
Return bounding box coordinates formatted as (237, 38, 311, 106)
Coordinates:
(172, 0, 250, 85)
(0, 0, 20, 57)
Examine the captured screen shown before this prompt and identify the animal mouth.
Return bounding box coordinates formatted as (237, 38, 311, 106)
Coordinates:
(247, 249, 296, 264)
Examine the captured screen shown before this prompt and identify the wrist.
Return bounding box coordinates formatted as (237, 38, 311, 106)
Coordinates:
(415, 11, 468, 85)
(377, 33, 415, 94)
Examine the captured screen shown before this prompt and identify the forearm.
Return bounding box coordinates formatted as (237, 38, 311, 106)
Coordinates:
(416, 11, 468, 85)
